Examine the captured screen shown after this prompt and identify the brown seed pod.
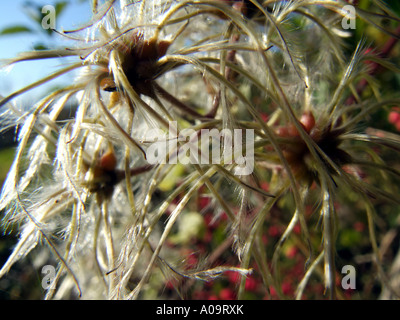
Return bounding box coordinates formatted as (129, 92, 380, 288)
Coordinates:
(276, 111, 316, 138)
(210, 0, 265, 20)
(102, 32, 171, 97)
(300, 111, 316, 134)
(276, 111, 352, 186)
(99, 149, 117, 171)
(100, 77, 118, 92)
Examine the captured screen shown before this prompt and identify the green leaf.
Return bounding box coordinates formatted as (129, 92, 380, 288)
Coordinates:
(339, 229, 363, 248)
(0, 147, 15, 184)
(383, 0, 400, 17)
(55, 1, 69, 16)
(33, 43, 49, 51)
(22, 1, 43, 25)
(0, 25, 33, 36)
(158, 164, 185, 192)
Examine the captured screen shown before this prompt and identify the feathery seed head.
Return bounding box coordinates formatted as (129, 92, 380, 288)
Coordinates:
(0, 0, 400, 300)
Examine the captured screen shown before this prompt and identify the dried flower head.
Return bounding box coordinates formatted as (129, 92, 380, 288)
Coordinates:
(1, 0, 400, 300)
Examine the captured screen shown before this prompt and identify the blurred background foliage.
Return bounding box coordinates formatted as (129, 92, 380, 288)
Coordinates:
(0, 0, 82, 299)
(0, 0, 400, 300)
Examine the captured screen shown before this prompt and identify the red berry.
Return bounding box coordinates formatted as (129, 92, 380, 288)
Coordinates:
(395, 120, 400, 132)
(260, 113, 269, 122)
(185, 253, 198, 269)
(353, 221, 365, 232)
(226, 271, 240, 284)
(287, 123, 300, 137)
(282, 282, 293, 295)
(261, 182, 270, 192)
(198, 196, 211, 210)
(203, 230, 212, 243)
(277, 112, 315, 137)
(276, 126, 289, 137)
(220, 212, 228, 221)
(268, 286, 277, 298)
(268, 225, 280, 237)
(388, 111, 400, 124)
(165, 280, 175, 290)
(362, 48, 373, 65)
(244, 277, 258, 292)
(219, 288, 236, 300)
(293, 224, 301, 235)
(300, 111, 316, 133)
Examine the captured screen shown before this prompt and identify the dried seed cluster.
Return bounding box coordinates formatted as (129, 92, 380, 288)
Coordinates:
(0, 0, 399, 300)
